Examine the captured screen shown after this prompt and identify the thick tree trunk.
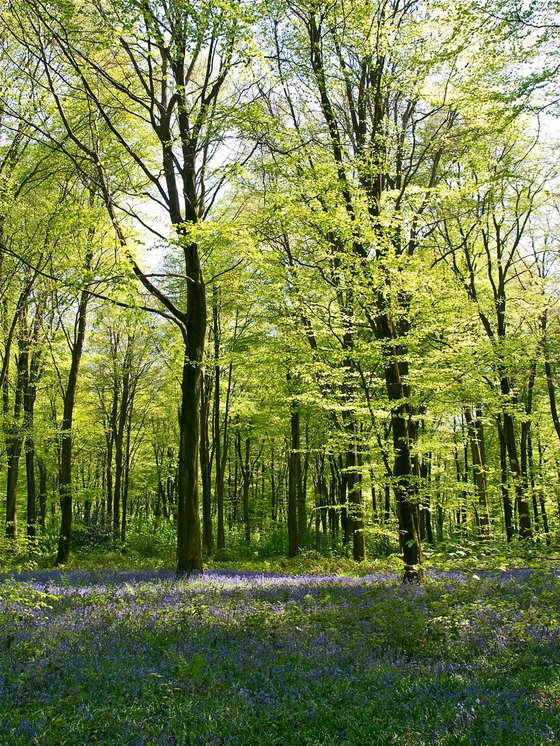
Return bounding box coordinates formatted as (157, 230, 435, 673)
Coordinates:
(175, 226, 206, 572)
(384, 350, 423, 581)
(176, 354, 204, 573)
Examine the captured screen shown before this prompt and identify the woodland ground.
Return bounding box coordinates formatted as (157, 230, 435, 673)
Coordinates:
(0, 543, 559, 745)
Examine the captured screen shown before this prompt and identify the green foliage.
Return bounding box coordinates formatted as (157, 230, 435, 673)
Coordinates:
(1, 0, 560, 575)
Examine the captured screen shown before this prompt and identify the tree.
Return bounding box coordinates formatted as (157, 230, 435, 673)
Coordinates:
(435, 133, 553, 541)
(6, 0, 251, 570)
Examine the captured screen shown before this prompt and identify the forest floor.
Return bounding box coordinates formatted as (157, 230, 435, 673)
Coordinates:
(0, 556, 559, 744)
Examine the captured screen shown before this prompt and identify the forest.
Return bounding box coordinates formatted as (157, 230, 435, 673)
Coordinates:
(1, 0, 560, 743)
(1, 0, 560, 578)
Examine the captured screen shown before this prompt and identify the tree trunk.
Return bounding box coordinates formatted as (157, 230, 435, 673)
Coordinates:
(288, 402, 300, 557)
(420, 453, 434, 546)
(176, 351, 204, 573)
(5, 328, 26, 539)
(542, 310, 560, 445)
(24, 317, 41, 542)
(213, 294, 225, 550)
(56, 263, 90, 565)
(121, 406, 133, 543)
(38, 457, 47, 530)
(501, 407, 532, 539)
(345, 419, 365, 561)
(113, 335, 133, 542)
(498, 417, 514, 542)
(270, 442, 277, 522)
(370, 466, 377, 522)
(235, 433, 252, 545)
(5, 436, 22, 540)
(25, 436, 37, 541)
(172, 191, 207, 568)
(299, 419, 309, 547)
(385, 352, 422, 581)
(464, 406, 490, 537)
(200, 370, 214, 554)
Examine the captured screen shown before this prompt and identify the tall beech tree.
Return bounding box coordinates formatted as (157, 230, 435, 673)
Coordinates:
(10, 0, 249, 571)
(254, 0, 478, 578)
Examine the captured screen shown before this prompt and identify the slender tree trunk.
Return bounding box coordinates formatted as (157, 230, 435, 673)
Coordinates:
(420, 453, 434, 545)
(5, 437, 23, 540)
(345, 419, 365, 561)
(270, 442, 277, 522)
(56, 254, 91, 565)
(113, 336, 133, 542)
(288, 400, 300, 557)
(328, 458, 339, 540)
(5, 328, 26, 539)
(213, 293, 225, 550)
(231, 454, 238, 526)
(113, 434, 123, 541)
(37, 457, 47, 529)
(521, 360, 539, 532)
(200, 370, 214, 554)
(370, 466, 377, 522)
(464, 406, 490, 537)
(299, 419, 309, 545)
(494, 354, 531, 538)
(25, 433, 37, 541)
(105, 385, 117, 530)
(121, 405, 133, 544)
(535, 430, 551, 545)
(498, 417, 514, 542)
(384, 482, 391, 524)
(236, 434, 251, 544)
(24, 317, 41, 542)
